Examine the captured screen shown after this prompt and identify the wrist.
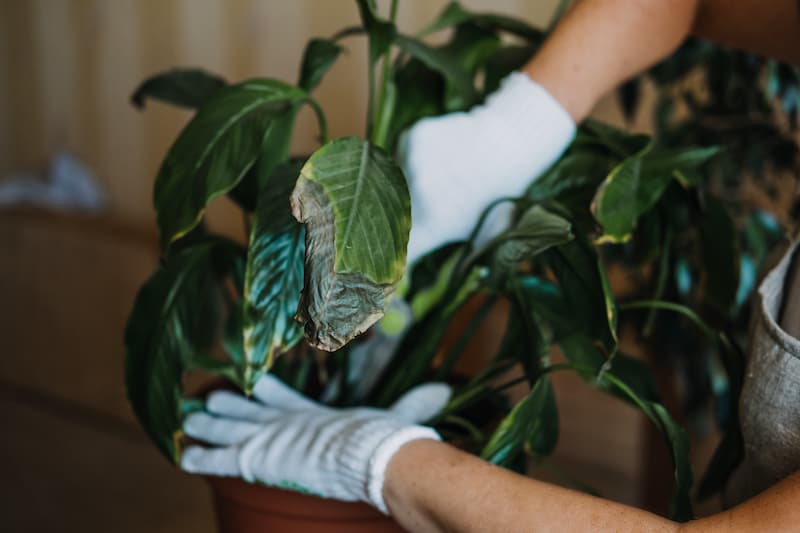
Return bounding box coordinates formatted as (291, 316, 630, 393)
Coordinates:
(365, 424, 441, 514)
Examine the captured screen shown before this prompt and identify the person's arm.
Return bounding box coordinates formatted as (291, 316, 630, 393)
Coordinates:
(383, 439, 677, 533)
(384, 439, 800, 533)
(523, 0, 700, 122)
(525, 0, 800, 122)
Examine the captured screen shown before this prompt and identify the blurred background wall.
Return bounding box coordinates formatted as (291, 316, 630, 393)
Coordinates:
(0, 1, 656, 532)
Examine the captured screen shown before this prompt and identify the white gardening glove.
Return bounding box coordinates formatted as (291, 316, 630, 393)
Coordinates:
(181, 374, 451, 514)
(398, 71, 576, 265)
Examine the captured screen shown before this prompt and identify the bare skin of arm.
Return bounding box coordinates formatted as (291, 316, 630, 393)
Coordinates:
(524, 0, 800, 122)
(382, 1, 800, 531)
(384, 439, 800, 533)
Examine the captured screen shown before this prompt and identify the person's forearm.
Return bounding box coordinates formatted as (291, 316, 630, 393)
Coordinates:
(383, 439, 678, 533)
(523, 0, 699, 121)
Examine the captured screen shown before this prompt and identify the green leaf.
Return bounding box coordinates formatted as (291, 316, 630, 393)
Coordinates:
(385, 58, 445, 150)
(124, 241, 238, 463)
(441, 23, 501, 74)
(591, 147, 665, 244)
(591, 145, 718, 244)
(699, 194, 740, 316)
(290, 137, 411, 351)
(131, 68, 226, 110)
(545, 241, 618, 357)
(527, 152, 616, 201)
(298, 38, 343, 91)
(490, 205, 573, 272)
(243, 161, 306, 389)
(420, 1, 544, 43)
(484, 45, 538, 94)
(600, 372, 693, 521)
(355, 0, 396, 65)
(576, 120, 650, 158)
(438, 23, 501, 107)
(227, 107, 300, 212)
(481, 376, 558, 466)
(153, 79, 308, 249)
(394, 34, 477, 110)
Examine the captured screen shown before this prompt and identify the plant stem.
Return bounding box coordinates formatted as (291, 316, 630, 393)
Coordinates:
(371, 0, 398, 148)
(643, 226, 672, 337)
(620, 300, 715, 338)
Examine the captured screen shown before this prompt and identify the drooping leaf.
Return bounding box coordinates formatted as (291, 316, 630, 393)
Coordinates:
(290, 137, 411, 351)
(131, 68, 226, 110)
(490, 205, 573, 272)
(481, 376, 559, 466)
(124, 241, 240, 463)
(242, 161, 306, 390)
(153, 79, 308, 249)
(394, 34, 477, 111)
(298, 38, 344, 91)
(600, 372, 693, 521)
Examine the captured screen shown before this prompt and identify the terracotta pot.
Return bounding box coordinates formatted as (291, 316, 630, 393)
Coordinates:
(206, 476, 405, 533)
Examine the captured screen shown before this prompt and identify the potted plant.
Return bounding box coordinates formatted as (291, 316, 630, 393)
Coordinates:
(125, 1, 789, 530)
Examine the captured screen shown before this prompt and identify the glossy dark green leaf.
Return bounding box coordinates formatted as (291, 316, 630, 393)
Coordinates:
(290, 137, 411, 351)
(124, 241, 237, 463)
(699, 194, 740, 317)
(298, 38, 344, 91)
(242, 161, 306, 390)
(154, 79, 308, 249)
(227, 107, 299, 212)
(481, 376, 558, 466)
(526, 151, 616, 201)
(394, 34, 477, 110)
(591, 148, 663, 244)
(545, 241, 618, 357)
(490, 205, 573, 272)
(131, 68, 226, 110)
(592, 145, 717, 244)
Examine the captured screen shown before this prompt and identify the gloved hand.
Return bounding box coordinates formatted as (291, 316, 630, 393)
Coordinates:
(181, 375, 451, 514)
(398, 71, 576, 265)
